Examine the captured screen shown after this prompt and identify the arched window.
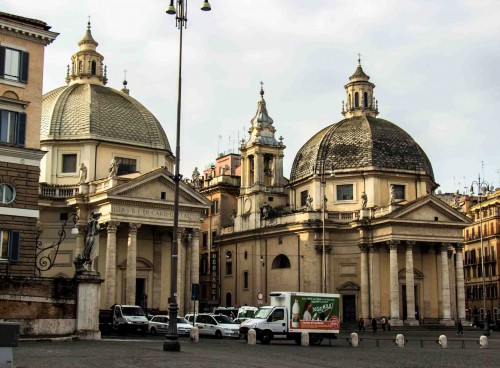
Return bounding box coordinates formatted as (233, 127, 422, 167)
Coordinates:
(272, 254, 291, 269)
(354, 92, 359, 107)
(78, 61, 83, 73)
(91, 61, 97, 75)
(225, 292, 232, 307)
(363, 92, 368, 107)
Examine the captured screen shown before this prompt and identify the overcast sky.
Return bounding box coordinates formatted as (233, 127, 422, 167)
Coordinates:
(5, 0, 500, 194)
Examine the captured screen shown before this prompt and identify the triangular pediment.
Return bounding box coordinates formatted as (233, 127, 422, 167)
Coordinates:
(388, 195, 472, 224)
(106, 167, 210, 207)
(337, 281, 360, 291)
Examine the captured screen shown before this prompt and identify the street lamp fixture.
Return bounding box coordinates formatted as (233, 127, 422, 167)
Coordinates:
(35, 213, 79, 276)
(470, 175, 490, 336)
(163, 0, 211, 353)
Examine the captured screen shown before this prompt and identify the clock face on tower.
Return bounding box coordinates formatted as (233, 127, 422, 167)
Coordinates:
(244, 198, 252, 213)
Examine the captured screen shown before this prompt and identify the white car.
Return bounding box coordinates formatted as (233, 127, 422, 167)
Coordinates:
(148, 315, 192, 336)
(190, 314, 240, 339)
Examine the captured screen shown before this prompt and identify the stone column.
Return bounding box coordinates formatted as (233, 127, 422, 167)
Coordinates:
(75, 271, 104, 340)
(152, 230, 163, 309)
(359, 243, 370, 319)
(369, 244, 381, 317)
(104, 222, 119, 308)
(191, 229, 200, 313)
(455, 244, 466, 320)
(440, 242, 453, 325)
(405, 241, 418, 326)
(254, 151, 261, 185)
(125, 223, 141, 305)
(388, 240, 402, 325)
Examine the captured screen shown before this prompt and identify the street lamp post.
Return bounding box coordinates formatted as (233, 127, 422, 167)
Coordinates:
(163, 0, 211, 352)
(470, 175, 490, 336)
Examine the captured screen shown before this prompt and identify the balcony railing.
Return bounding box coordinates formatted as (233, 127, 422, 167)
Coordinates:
(39, 184, 79, 198)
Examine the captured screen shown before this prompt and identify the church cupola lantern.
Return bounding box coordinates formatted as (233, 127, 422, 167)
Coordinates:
(66, 20, 108, 86)
(342, 55, 378, 118)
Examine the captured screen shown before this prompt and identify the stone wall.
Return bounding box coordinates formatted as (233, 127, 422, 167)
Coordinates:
(0, 276, 76, 336)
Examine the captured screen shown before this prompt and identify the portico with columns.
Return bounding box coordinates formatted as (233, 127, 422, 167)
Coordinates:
(43, 167, 211, 315)
(355, 195, 471, 326)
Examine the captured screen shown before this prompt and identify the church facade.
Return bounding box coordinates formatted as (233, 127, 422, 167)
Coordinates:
(216, 62, 471, 325)
(37, 23, 209, 315)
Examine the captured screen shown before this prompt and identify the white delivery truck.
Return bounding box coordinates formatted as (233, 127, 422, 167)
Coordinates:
(239, 291, 340, 345)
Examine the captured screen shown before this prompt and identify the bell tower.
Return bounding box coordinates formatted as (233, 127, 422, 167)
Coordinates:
(66, 20, 107, 86)
(235, 84, 287, 231)
(342, 56, 378, 118)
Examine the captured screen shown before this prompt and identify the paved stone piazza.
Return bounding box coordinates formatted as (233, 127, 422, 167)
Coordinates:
(14, 329, 499, 368)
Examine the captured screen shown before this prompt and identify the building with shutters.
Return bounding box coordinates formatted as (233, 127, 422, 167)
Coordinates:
(0, 12, 58, 275)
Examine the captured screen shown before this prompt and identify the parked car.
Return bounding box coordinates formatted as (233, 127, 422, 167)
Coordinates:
(233, 306, 259, 324)
(99, 305, 148, 336)
(148, 315, 193, 336)
(185, 313, 239, 339)
(213, 307, 239, 320)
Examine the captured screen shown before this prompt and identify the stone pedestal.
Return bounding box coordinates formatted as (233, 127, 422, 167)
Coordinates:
(75, 270, 104, 340)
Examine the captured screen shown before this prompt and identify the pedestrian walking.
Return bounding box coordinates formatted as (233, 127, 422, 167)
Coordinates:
(456, 320, 464, 335)
(358, 316, 365, 332)
(381, 316, 386, 332)
(371, 318, 377, 333)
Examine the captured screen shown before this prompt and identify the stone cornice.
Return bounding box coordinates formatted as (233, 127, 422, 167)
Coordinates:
(0, 20, 58, 45)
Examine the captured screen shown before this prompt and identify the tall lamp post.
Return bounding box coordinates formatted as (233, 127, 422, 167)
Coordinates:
(470, 175, 490, 336)
(163, 0, 211, 352)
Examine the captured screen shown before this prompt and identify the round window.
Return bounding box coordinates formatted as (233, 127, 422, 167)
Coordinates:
(0, 184, 15, 204)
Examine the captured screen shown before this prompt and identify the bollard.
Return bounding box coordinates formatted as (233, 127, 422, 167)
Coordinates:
(479, 335, 488, 349)
(248, 329, 257, 345)
(395, 334, 405, 348)
(350, 332, 359, 347)
(438, 335, 447, 349)
(301, 331, 309, 347)
(190, 326, 199, 343)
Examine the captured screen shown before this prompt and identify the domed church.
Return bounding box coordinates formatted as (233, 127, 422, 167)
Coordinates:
(38, 22, 210, 315)
(217, 60, 471, 326)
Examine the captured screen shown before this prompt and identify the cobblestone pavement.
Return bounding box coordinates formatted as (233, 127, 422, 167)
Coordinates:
(13, 329, 499, 368)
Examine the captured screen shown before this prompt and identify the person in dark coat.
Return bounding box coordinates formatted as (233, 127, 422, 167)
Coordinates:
(371, 318, 377, 333)
(456, 320, 464, 335)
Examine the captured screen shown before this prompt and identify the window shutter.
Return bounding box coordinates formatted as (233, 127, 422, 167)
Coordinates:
(20, 51, 29, 83)
(17, 113, 26, 146)
(0, 47, 5, 78)
(9, 231, 20, 262)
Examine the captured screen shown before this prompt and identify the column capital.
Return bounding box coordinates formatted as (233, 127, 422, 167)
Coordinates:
(129, 223, 141, 235)
(369, 244, 380, 253)
(107, 221, 120, 233)
(440, 242, 451, 252)
(387, 240, 400, 250)
(454, 243, 464, 252)
(405, 240, 416, 250)
(192, 228, 201, 239)
(358, 243, 371, 253)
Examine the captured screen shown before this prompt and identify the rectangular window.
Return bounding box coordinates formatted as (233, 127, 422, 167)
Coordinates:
(1, 47, 29, 83)
(116, 157, 137, 175)
(243, 271, 249, 289)
(0, 109, 26, 146)
(211, 200, 219, 214)
(62, 154, 77, 173)
(226, 261, 232, 276)
(0, 230, 20, 261)
(202, 232, 208, 248)
(300, 190, 308, 207)
(336, 184, 353, 201)
(200, 255, 208, 275)
(393, 184, 405, 200)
